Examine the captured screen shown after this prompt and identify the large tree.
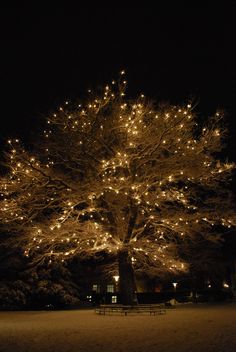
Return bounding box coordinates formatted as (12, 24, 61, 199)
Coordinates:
(0, 73, 235, 304)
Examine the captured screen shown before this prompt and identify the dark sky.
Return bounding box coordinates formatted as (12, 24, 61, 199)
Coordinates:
(0, 4, 236, 160)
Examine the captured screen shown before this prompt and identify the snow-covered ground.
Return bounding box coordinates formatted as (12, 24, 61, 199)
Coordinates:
(0, 303, 236, 352)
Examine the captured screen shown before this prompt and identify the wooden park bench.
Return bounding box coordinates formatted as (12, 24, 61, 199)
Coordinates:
(95, 304, 166, 316)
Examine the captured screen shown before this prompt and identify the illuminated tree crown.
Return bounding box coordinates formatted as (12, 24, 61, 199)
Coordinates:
(0, 72, 235, 280)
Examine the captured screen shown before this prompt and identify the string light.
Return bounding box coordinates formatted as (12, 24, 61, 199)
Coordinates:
(0, 74, 234, 278)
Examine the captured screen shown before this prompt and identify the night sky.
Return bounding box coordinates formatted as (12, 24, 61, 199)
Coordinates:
(0, 4, 236, 161)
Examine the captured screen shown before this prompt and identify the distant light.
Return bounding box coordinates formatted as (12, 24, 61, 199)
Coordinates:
(113, 275, 119, 282)
(172, 282, 178, 290)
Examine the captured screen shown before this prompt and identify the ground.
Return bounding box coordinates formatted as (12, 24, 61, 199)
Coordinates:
(0, 303, 236, 352)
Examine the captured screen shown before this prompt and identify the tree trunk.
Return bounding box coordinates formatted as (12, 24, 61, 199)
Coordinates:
(118, 250, 137, 305)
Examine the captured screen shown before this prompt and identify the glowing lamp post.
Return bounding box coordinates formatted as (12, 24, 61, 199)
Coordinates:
(113, 275, 120, 292)
(172, 282, 178, 292)
(113, 275, 119, 283)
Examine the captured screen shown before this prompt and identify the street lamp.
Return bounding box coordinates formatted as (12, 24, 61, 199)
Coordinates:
(113, 275, 119, 283)
(172, 282, 178, 292)
(113, 275, 119, 292)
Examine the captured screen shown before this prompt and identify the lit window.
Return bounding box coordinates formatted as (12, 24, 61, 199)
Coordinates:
(112, 295, 117, 303)
(107, 284, 114, 293)
(92, 284, 100, 293)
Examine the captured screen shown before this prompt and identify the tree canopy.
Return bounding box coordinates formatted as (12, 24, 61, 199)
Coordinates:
(0, 72, 235, 304)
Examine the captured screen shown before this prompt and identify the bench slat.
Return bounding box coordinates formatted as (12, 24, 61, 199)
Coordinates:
(95, 304, 166, 316)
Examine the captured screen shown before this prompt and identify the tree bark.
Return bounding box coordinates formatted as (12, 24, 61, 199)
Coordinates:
(118, 249, 137, 305)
